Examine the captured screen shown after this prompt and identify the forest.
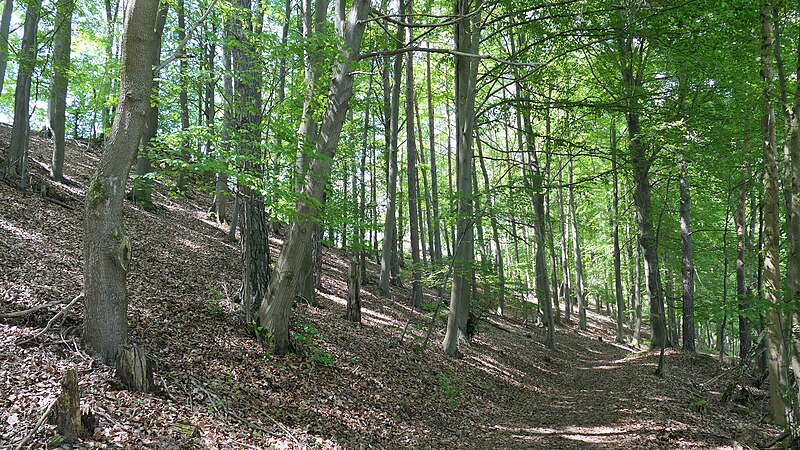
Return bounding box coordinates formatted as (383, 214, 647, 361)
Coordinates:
(1, 0, 800, 447)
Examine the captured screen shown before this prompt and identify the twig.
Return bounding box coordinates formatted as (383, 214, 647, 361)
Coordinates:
(14, 400, 55, 450)
(159, 374, 175, 401)
(0, 298, 68, 319)
(156, 0, 218, 71)
(16, 293, 83, 345)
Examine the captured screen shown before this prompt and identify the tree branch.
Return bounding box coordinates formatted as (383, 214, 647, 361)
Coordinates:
(358, 46, 543, 69)
(156, 0, 218, 71)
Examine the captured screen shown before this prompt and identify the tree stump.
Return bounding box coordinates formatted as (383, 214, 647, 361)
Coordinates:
(115, 344, 153, 392)
(51, 368, 87, 443)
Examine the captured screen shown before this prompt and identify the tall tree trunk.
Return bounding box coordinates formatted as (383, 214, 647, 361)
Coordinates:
(258, 0, 369, 355)
(477, 139, 505, 316)
(760, 1, 791, 426)
(558, 154, 571, 322)
(737, 163, 749, 360)
(678, 155, 696, 352)
(48, 0, 74, 182)
(379, 1, 404, 297)
(443, 0, 480, 357)
(175, 0, 190, 191)
(132, 4, 167, 209)
(0, 0, 13, 98)
(231, 0, 270, 324)
(612, 118, 625, 344)
(83, 0, 160, 364)
(426, 50, 443, 264)
(568, 150, 586, 331)
(4, 0, 40, 187)
(618, 27, 668, 347)
(522, 109, 554, 349)
(405, 0, 423, 309)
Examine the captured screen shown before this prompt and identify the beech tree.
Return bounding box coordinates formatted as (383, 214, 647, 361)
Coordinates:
(82, 0, 161, 363)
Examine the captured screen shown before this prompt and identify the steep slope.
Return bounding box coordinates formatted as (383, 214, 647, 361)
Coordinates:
(0, 124, 781, 448)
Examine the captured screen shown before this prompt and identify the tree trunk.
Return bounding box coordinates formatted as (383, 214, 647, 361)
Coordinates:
(48, 0, 73, 182)
(558, 155, 571, 322)
(230, 0, 270, 323)
(477, 139, 505, 316)
(175, 0, 190, 191)
(736, 164, 750, 359)
(426, 51, 443, 265)
(760, 1, 790, 426)
(405, 4, 423, 309)
(52, 368, 90, 443)
(379, 2, 404, 297)
(347, 251, 361, 323)
(131, 4, 167, 209)
(258, 0, 369, 355)
(677, 155, 696, 351)
(612, 119, 625, 344)
(568, 150, 587, 331)
(0, 0, 13, 98)
(4, 0, 40, 187)
(443, 0, 480, 358)
(83, 0, 160, 364)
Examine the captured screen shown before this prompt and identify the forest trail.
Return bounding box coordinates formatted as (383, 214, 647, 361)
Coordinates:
(0, 125, 782, 448)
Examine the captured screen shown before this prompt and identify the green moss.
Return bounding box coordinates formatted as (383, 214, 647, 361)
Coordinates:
(87, 178, 107, 208)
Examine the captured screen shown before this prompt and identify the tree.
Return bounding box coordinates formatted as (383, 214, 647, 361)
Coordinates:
(443, 0, 480, 358)
(83, 0, 161, 363)
(405, 0, 423, 309)
(4, 0, 41, 187)
(759, 0, 790, 426)
(258, 0, 370, 355)
(0, 0, 12, 97)
(48, 0, 74, 182)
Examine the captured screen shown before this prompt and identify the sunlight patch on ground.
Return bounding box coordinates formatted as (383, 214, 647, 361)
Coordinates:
(0, 218, 45, 243)
(497, 423, 651, 445)
(316, 290, 401, 327)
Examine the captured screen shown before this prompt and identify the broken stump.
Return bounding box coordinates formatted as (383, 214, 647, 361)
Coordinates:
(51, 368, 88, 443)
(115, 344, 153, 392)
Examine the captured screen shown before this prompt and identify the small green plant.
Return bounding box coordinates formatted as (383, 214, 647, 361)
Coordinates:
(206, 296, 223, 316)
(310, 348, 335, 367)
(689, 396, 708, 412)
(439, 374, 464, 408)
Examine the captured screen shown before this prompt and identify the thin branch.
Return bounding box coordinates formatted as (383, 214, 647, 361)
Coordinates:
(156, 0, 218, 71)
(16, 293, 83, 345)
(0, 298, 68, 318)
(14, 400, 56, 450)
(358, 46, 543, 69)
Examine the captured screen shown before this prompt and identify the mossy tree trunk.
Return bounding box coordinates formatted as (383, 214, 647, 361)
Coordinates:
(83, 0, 160, 364)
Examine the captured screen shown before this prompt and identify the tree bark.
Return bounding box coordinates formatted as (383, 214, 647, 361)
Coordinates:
(760, 1, 790, 426)
(4, 0, 40, 187)
(379, 3, 404, 297)
(426, 50, 443, 265)
(258, 0, 369, 355)
(612, 119, 625, 344)
(477, 139, 505, 316)
(568, 150, 587, 331)
(83, 0, 160, 364)
(443, 0, 480, 357)
(48, 0, 74, 182)
(405, 0, 423, 309)
(0, 0, 13, 98)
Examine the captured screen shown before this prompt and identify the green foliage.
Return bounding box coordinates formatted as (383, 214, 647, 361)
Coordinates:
(689, 396, 708, 413)
(438, 373, 464, 408)
(291, 323, 334, 368)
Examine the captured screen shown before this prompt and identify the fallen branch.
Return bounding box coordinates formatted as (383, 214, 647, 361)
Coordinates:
(16, 293, 83, 345)
(14, 400, 56, 450)
(0, 298, 69, 319)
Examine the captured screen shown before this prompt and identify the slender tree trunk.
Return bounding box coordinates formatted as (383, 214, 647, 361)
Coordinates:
(48, 0, 74, 182)
(426, 51, 443, 264)
(678, 155, 696, 351)
(258, 0, 369, 355)
(4, 0, 40, 187)
(405, 0, 423, 309)
(612, 119, 625, 344)
(443, 0, 480, 357)
(719, 194, 732, 358)
(0, 0, 13, 98)
(760, 1, 791, 425)
(175, 0, 190, 191)
(568, 150, 587, 331)
(83, 0, 160, 364)
(737, 163, 750, 360)
(477, 139, 505, 316)
(558, 155, 571, 322)
(379, 1, 403, 296)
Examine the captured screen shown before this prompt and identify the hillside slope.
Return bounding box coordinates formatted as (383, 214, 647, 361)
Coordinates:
(0, 124, 781, 448)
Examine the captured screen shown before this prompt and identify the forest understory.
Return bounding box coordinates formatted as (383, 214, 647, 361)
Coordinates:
(0, 123, 784, 449)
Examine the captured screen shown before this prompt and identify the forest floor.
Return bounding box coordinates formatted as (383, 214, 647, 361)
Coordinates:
(0, 123, 784, 449)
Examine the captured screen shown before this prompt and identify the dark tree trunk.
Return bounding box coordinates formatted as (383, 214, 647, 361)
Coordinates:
(612, 119, 625, 344)
(0, 0, 13, 98)
(405, 0, 423, 309)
